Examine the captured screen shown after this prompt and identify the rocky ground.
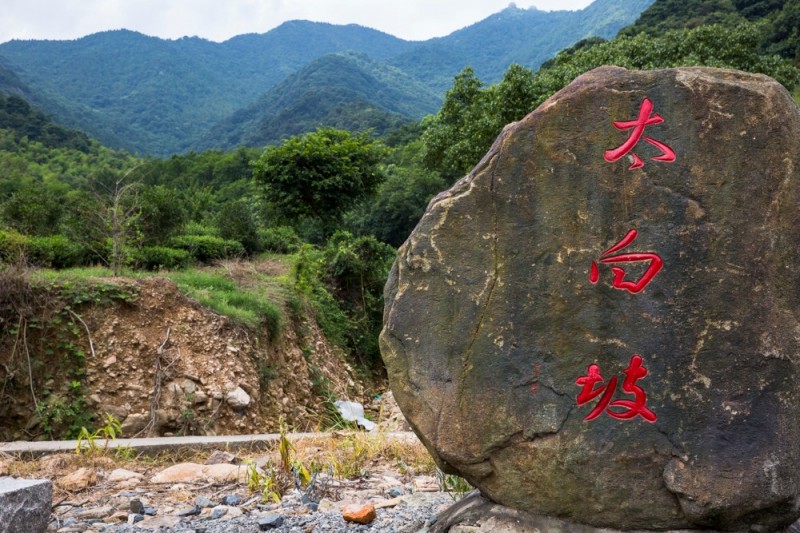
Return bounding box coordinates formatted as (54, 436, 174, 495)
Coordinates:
(2, 429, 461, 533)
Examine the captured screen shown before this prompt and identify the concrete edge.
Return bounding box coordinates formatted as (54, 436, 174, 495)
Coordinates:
(0, 431, 420, 457)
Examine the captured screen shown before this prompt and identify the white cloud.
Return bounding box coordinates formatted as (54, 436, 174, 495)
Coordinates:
(0, 0, 596, 44)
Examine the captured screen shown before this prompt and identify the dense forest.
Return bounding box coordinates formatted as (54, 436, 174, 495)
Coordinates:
(1, 0, 799, 435)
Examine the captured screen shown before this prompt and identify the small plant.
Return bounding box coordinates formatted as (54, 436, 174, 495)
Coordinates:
(114, 445, 135, 460)
(75, 413, 122, 456)
(245, 419, 312, 503)
(259, 363, 277, 389)
(278, 418, 293, 472)
(245, 461, 282, 503)
(436, 469, 473, 500)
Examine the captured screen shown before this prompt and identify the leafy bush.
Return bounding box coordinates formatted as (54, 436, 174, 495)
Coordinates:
(259, 226, 304, 254)
(170, 235, 245, 263)
(27, 235, 87, 269)
(183, 221, 218, 236)
(132, 246, 191, 271)
(138, 185, 188, 245)
(0, 229, 30, 263)
(216, 200, 261, 254)
(252, 128, 388, 233)
(294, 231, 395, 369)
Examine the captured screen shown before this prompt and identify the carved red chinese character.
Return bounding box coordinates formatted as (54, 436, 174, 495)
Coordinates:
(604, 98, 675, 170)
(589, 229, 663, 294)
(575, 355, 656, 423)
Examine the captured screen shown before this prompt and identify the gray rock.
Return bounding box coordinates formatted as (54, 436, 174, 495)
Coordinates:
(0, 477, 52, 533)
(206, 450, 237, 465)
(381, 66, 800, 531)
(211, 506, 228, 519)
(196, 495, 214, 508)
(226, 387, 251, 408)
(143, 507, 157, 516)
(389, 487, 405, 498)
(177, 505, 201, 517)
(129, 498, 144, 514)
(221, 494, 242, 506)
(257, 514, 284, 530)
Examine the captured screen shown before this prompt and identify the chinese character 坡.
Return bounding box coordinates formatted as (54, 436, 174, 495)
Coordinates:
(575, 354, 656, 423)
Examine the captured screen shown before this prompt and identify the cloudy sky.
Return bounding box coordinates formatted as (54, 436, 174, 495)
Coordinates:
(1, 0, 595, 44)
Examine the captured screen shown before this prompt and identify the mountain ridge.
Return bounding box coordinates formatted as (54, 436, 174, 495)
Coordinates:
(0, 0, 655, 155)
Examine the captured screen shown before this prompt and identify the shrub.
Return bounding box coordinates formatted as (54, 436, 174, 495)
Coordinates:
(183, 221, 218, 236)
(132, 246, 191, 271)
(294, 231, 395, 369)
(0, 229, 30, 263)
(27, 235, 87, 268)
(216, 200, 261, 254)
(170, 235, 245, 263)
(258, 226, 303, 254)
(138, 185, 188, 246)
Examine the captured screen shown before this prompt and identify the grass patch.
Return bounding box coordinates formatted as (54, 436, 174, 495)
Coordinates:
(31, 263, 291, 343)
(167, 269, 283, 340)
(31, 266, 117, 283)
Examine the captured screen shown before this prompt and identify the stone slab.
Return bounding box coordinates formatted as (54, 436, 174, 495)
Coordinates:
(0, 477, 52, 533)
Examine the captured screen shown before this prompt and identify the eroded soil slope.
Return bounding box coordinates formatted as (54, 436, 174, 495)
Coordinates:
(1, 273, 367, 440)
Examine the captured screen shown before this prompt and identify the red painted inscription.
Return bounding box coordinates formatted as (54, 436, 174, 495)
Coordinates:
(604, 98, 675, 170)
(575, 355, 656, 423)
(590, 229, 663, 294)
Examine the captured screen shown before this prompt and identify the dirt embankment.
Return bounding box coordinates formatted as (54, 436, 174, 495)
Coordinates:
(1, 275, 368, 440)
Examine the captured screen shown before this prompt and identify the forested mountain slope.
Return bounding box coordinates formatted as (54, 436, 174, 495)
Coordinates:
(0, 0, 654, 155)
(390, 0, 655, 92)
(197, 52, 442, 150)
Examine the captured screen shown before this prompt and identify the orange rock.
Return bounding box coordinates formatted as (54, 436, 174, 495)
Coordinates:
(342, 502, 377, 524)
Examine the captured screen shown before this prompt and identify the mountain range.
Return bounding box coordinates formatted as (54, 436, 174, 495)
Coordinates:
(0, 0, 654, 155)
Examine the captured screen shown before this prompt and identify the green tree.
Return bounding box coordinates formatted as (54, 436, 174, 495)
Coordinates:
(252, 127, 387, 234)
(348, 138, 447, 247)
(138, 185, 187, 245)
(768, 0, 800, 60)
(215, 199, 260, 254)
(490, 63, 538, 128)
(421, 64, 540, 181)
(348, 165, 447, 247)
(1, 183, 64, 236)
(421, 67, 489, 181)
(530, 22, 798, 111)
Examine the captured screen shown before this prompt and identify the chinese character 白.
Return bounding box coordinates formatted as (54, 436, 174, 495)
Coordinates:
(590, 229, 663, 294)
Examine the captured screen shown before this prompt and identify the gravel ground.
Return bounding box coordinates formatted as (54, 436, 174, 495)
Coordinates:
(95, 492, 452, 533)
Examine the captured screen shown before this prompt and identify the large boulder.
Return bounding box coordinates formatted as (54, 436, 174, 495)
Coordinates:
(381, 66, 800, 531)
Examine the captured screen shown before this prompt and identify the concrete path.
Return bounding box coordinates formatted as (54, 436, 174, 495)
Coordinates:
(0, 431, 418, 457)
